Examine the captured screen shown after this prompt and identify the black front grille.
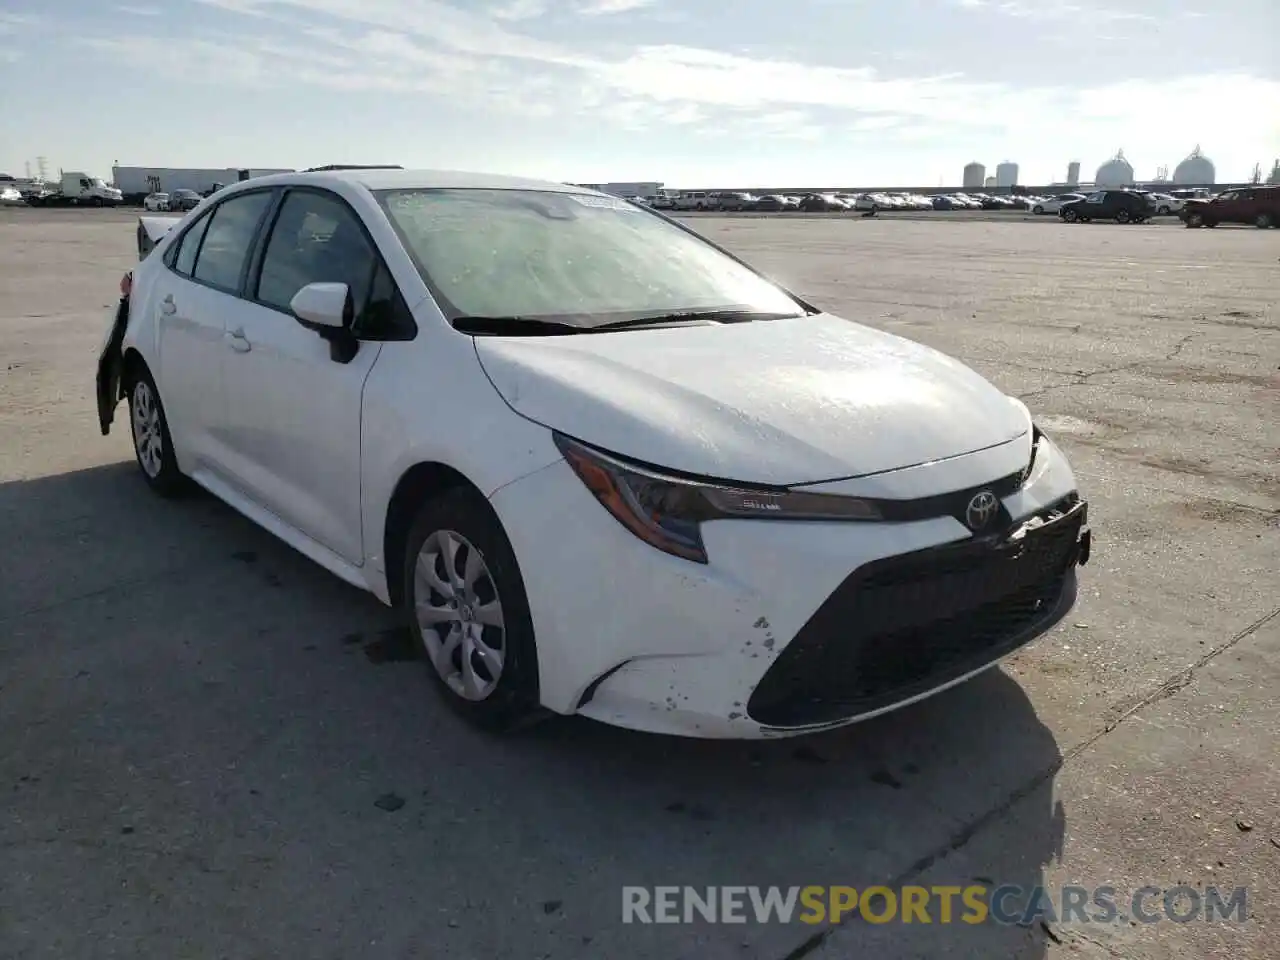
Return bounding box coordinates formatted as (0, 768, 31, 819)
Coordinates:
(747, 498, 1086, 728)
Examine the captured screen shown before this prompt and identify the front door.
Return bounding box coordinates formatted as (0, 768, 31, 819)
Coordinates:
(151, 210, 225, 470)
(217, 187, 388, 564)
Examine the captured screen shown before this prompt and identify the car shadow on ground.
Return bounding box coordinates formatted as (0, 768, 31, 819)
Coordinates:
(1, 461, 1065, 960)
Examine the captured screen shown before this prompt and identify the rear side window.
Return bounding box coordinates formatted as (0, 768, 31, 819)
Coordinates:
(192, 191, 273, 293)
(256, 190, 375, 314)
(172, 213, 212, 277)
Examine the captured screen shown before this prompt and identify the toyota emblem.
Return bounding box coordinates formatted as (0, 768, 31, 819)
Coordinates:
(965, 491, 999, 531)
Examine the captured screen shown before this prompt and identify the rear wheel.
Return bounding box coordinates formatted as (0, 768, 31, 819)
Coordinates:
(1255, 213, 1274, 229)
(1063, 209, 1079, 222)
(403, 489, 542, 732)
(1116, 210, 1131, 224)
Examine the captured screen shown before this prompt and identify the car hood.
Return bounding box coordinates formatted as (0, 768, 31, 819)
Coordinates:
(473, 313, 1029, 486)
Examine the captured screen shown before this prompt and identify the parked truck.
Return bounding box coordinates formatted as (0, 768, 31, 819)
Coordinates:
(26, 172, 124, 207)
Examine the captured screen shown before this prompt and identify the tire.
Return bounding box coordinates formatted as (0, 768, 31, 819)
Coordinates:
(1063, 209, 1079, 222)
(1205, 221, 1218, 228)
(1116, 210, 1131, 224)
(1032, 205, 1044, 215)
(1255, 213, 1274, 229)
(127, 364, 187, 497)
(402, 488, 542, 732)
(1186, 212, 1203, 228)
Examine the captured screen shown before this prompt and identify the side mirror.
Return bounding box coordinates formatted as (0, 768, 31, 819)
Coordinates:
(290, 282, 350, 329)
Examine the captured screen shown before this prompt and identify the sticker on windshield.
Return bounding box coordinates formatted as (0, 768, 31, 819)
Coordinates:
(567, 194, 638, 210)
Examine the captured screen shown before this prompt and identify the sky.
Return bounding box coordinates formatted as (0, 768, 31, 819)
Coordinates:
(1, 0, 1277, 188)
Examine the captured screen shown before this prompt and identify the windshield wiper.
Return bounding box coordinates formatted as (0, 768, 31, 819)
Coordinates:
(453, 308, 804, 337)
(452, 316, 582, 336)
(588, 309, 803, 331)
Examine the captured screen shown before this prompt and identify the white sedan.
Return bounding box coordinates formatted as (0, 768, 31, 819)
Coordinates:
(96, 168, 1089, 739)
(1032, 193, 1085, 215)
(1148, 193, 1185, 215)
(143, 192, 170, 211)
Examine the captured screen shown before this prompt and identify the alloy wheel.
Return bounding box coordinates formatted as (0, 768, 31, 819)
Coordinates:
(131, 380, 164, 478)
(1256, 213, 1274, 229)
(413, 529, 506, 701)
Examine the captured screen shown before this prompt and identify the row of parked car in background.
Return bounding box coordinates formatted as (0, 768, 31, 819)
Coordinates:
(638, 189, 1199, 216)
(141, 189, 207, 213)
(1051, 185, 1279, 228)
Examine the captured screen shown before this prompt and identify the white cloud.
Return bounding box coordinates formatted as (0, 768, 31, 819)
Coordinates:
(116, 5, 163, 14)
(83, 0, 1277, 172)
(490, 0, 547, 20)
(578, 0, 657, 14)
(952, 0, 1154, 21)
(0, 11, 41, 33)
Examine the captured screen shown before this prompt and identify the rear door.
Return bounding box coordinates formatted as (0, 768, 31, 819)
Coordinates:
(217, 186, 410, 563)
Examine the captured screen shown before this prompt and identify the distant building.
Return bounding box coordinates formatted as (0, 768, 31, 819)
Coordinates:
(112, 166, 293, 197)
(962, 162, 985, 188)
(1268, 159, 1280, 185)
(995, 162, 1019, 187)
(572, 181, 664, 198)
(984, 176, 996, 188)
(1173, 146, 1215, 185)
(1066, 161, 1080, 187)
(1095, 150, 1135, 187)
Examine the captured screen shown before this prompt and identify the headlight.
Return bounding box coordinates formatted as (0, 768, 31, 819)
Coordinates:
(554, 433, 881, 564)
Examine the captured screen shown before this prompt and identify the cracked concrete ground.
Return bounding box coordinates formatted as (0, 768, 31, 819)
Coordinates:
(1, 208, 1277, 959)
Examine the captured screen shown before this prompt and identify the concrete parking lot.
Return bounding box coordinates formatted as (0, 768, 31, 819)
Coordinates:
(1, 207, 1276, 960)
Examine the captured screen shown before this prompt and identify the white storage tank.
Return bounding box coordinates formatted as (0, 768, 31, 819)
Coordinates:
(1173, 146, 1215, 185)
(1095, 150, 1134, 187)
(995, 162, 1019, 187)
(963, 162, 985, 188)
(1067, 161, 1081, 186)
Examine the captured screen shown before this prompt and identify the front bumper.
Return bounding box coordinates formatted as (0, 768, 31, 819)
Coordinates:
(490, 434, 1086, 739)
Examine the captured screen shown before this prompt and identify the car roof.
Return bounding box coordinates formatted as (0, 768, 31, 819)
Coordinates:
(240, 168, 604, 195)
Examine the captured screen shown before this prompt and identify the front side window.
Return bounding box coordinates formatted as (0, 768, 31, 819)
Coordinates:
(171, 212, 212, 277)
(256, 190, 375, 314)
(192, 191, 273, 292)
(377, 188, 803, 329)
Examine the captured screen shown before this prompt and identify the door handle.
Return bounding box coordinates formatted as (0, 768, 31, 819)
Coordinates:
(160, 294, 176, 316)
(228, 328, 252, 353)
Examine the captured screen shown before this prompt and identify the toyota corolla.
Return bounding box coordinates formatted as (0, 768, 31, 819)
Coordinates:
(97, 168, 1090, 739)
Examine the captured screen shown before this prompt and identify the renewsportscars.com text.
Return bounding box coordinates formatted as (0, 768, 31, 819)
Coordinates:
(622, 884, 1249, 927)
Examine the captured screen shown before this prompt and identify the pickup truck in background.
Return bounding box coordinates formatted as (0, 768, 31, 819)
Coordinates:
(1180, 186, 1279, 229)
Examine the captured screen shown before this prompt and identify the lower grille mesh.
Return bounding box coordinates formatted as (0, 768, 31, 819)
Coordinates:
(748, 500, 1085, 727)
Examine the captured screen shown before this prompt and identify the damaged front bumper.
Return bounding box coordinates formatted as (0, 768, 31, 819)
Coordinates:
(96, 297, 129, 436)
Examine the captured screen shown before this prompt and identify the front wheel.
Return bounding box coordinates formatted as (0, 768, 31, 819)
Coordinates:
(1032, 205, 1044, 215)
(128, 365, 187, 497)
(403, 489, 542, 732)
(1063, 209, 1079, 222)
(1116, 210, 1131, 223)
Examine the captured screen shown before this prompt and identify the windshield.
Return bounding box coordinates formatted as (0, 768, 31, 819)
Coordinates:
(376, 188, 804, 329)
